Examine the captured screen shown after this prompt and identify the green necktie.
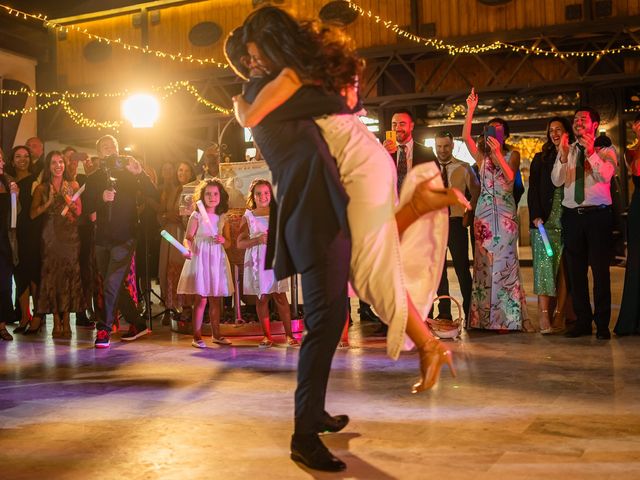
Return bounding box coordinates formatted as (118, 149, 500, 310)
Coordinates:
(574, 144, 585, 205)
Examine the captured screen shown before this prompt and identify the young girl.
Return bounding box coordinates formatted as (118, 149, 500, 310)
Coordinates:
(237, 179, 299, 348)
(177, 179, 234, 348)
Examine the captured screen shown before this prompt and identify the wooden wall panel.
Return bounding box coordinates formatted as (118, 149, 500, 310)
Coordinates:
(56, 15, 142, 88)
(54, 0, 640, 89)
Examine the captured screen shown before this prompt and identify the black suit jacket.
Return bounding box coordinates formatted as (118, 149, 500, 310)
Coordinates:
(391, 141, 437, 169)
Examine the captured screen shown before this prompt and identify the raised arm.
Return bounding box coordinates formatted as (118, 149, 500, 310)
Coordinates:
(486, 137, 517, 182)
(234, 68, 302, 127)
(463, 88, 483, 167)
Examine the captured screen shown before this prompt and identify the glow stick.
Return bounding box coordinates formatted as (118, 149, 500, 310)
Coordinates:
(10, 192, 16, 228)
(160, 229, 190, 256)
(61, 184, 86, 216)
(196, 200, 214, 236)
(537, 223, 554, 257)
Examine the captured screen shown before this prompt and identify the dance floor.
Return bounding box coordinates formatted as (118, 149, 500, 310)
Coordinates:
(1, 264, 639, 479)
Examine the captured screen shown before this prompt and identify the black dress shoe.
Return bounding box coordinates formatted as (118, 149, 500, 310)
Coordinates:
(596, 330, 611, 340)
(290, 434, 346, 472)
(318, 413, 349, 433)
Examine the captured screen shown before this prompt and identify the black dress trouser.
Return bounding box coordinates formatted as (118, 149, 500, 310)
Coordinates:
(432, 217, 473, 320)
(561, 206, 612, 333)
(294, 229, 350, 435)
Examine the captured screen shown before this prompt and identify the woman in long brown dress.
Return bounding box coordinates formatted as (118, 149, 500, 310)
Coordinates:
(30, 151, 84, 338)
(157, 161, 195, 323)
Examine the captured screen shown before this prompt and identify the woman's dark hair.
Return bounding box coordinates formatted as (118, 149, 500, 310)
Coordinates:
(193, 178, 229, 215)
(246, 178, 273, 210)
(177, 161, 196, 185)
(7, 145, 33, 177)
(224, 26, 250, 80)
(41, 150, 71, 185)
(241, 6, 363, 94)
(541, 116, 574, 159)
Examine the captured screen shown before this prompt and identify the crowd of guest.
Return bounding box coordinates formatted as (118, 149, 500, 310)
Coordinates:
(0, 108, 638, 344)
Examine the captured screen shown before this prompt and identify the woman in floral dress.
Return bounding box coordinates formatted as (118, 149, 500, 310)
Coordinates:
(463, 89, 527, 331)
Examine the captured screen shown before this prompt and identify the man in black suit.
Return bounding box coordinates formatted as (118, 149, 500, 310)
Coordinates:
(383, 109, 437, 193)
(364, 109, 437, 334)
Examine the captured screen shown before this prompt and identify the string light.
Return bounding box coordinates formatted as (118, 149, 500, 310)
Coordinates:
(0, 80, 231, 131)
(0, 4, 229, 68)
(447, 104, 466, 120)
(346, 1, 640, 58)
(0, 99, 62, 118)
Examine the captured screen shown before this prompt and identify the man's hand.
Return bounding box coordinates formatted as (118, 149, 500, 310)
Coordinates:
(579, 131, 596, 157)
(103, 189, 116, 203)
(383, 138, 397, 154)
(559, 133, 570, 163)
(126, 157, 143, 175)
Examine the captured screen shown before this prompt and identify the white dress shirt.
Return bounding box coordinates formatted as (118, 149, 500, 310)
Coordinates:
(551, 143, 617, 208)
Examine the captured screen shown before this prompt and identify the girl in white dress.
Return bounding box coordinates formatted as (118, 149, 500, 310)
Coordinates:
(177, 179, 234, 348)
(237, 179, 299, 348)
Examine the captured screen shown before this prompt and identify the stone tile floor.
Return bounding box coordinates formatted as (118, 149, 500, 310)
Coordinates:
(1, 265, 638, 479)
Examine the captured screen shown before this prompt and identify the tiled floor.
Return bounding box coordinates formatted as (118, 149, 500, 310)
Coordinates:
(1, 264, 638, 479)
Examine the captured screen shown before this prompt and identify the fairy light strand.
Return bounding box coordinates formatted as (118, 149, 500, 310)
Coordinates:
(0, 4, 229, 68)
(346, 1, 640, 58)
(0, 80, 232, 131)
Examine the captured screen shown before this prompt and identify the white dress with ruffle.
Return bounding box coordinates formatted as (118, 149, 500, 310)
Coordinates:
(177, 211, 234, 297)
(242, 210, 288, 296)
(314, 114, 448, 360)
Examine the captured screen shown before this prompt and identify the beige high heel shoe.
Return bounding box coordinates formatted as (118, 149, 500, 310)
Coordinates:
(412, 338, 456, 394)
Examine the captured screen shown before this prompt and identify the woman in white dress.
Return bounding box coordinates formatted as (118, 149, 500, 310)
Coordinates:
(237, 179, 298, 348)
(230, 13, 471, 392)
(177, 179, 234, 348)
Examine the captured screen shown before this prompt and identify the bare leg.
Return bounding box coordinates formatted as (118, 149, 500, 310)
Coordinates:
(404, 294, 456, 393)
(256, 294, 273, 341)
(52, 313, 63, 338)
(538, 295, 552, 332)
(397, 181, 468, 235)
(62, 312, 72, 338)
(273, 292, 297, 344)
(18, 288, 32, 326)
(208, 297, 222, 340)
(192, 295, 207, 341)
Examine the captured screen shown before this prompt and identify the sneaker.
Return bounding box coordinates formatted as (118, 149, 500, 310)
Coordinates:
(192, 339, 207, 349)
(94, 330, 111, 348)
(121, 324, 151, 342)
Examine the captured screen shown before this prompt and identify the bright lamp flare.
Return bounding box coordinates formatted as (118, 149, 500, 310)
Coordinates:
(122, 93, 160, 128)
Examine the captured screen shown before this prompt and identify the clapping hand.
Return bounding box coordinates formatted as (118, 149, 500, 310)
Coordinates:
(559, 133, 570, 163)
(578, 131, 596, 157)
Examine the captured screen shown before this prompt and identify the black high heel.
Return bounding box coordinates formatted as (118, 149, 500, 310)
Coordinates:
(13, 324, 30, 334)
